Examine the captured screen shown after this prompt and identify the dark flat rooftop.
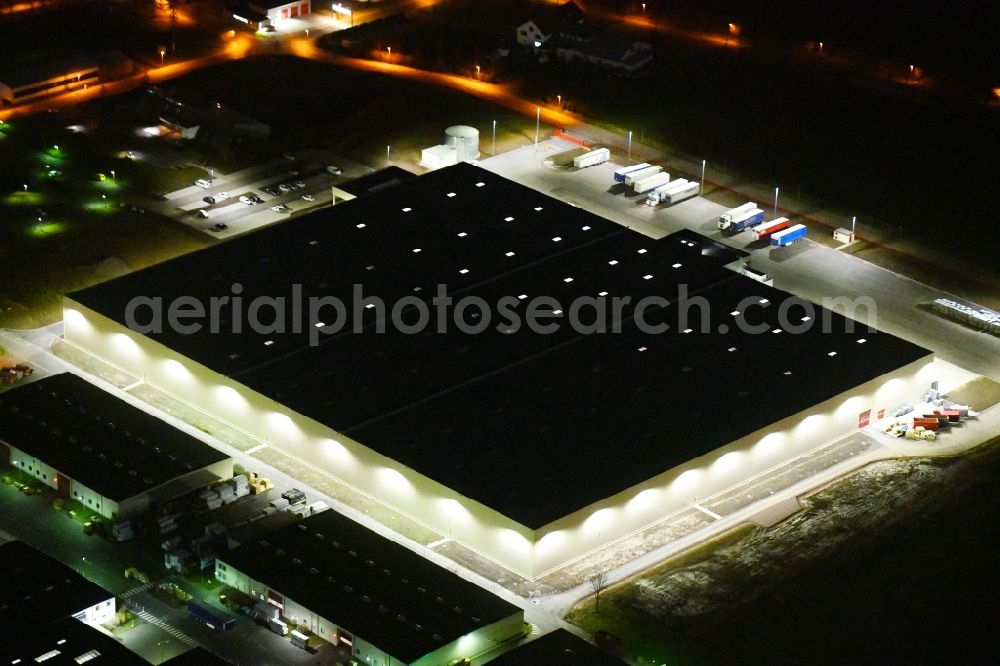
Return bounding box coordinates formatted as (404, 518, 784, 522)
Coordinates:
(0, 615, 146, 665)
(70, 163, 929, 528)
(0, 541, 112, 630)
(0, 374, 230, 502)
(219, 510, 520, 663)
(492, 629, 624, 665)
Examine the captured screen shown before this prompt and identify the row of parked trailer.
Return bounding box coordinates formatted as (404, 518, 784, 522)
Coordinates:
(611, 163, 700, 207)
(718, 201, 807, 247)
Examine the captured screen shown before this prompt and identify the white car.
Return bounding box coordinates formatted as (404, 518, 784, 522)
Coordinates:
(239, 195, 253, 205)
(194, 179, 211, 189)
(278, 183, 292, 193)
(270, 204, 291, 213)
(326, 165, 342, 176)
(302, 194, 316, 202)
(215, 191, 230, 201)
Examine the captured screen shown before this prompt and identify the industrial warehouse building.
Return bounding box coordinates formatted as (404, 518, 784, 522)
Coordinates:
(215, 510, 523, 665)
(64, 163, 964, 579)
(0, 373, 233, 520)
(0, 540, 144, 664)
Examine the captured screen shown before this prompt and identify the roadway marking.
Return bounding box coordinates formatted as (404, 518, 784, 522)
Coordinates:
(245, 443, 269, 455)
(121, 581, 154, 598)
(134, 609, 199, 647)
(426, 537, 452, 549)
(692, 503, 723, 520)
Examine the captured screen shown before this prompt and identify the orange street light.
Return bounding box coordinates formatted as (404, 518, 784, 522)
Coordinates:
(159, 47, 166, 65)
(475, 64, 480, 79)
(556, 94, 562, 108)
(728, 23, 738, 34)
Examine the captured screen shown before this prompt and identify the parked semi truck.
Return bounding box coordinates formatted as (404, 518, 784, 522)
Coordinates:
(633, 171, 670, 194)
(187, 601, 236, 631)
(718, 202, 757, 230)
(613, 163, 650, 183)
(770, 223, 807, 247)
(646, 178, 695, 205)
(573, 147, 610, 168)
(645, 180, 682, 205)
(720, 206, 765, 233)
(664, 180, 699, 205)
(751, 217, 790, 241)
(624, 165, 662, 186)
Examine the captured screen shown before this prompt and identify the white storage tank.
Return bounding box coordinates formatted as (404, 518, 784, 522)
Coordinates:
(444, 125, 480, 161)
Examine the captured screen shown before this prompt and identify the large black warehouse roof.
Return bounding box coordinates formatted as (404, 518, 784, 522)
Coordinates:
(0, 373, 230, 502)
(69, 163, 929, 527)
(219, 510, 520, 663)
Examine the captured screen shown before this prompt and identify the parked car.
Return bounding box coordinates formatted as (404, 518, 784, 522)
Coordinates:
(302, 194, 316, 202)
(292, 180, 306, 189)
(195, 209, 209, 219)
(326, 165, 342, 176)
(239, 195, 254, 205)
(195, 178, 211, 189)
(278, 183, 291, 193)
(250, 194, 264, 204)
(270, 204, 291, 213)
(211, 223, 228, 231)
(202, 196, 216, 205)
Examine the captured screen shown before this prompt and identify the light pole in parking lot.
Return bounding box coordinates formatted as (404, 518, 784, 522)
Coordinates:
(774, 187, 779, 216)
(492, 120, 496, 156)
(627, 130, 632, 162)
(386, 145, 391, 164)
(700, 159, 706, 195)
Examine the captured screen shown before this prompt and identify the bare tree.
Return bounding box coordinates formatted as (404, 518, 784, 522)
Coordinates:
(588, 570, 609, 612)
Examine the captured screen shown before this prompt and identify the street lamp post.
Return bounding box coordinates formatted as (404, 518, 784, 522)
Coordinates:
(475, 65, 480, 79)
(700, 159, 706, 195)
(556, 94, 562, 109)
(110, 169, 115, 181)
(774, 187, 779, 216)
(534, 106, 540, 147)
(627, 130, 632, 162)
(159, 47, 165, 66)
(851, 215, 857, 234)
(387, 46, 391, 60)
(492, 119, 496, 156)
(386, 145, 390, 164)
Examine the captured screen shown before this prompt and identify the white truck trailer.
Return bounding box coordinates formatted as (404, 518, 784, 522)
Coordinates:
(573, 147, 610, 168)
(645, 178, 688, 206)
(613, 162, 650, 183)
(663, 180, 699, 204)
(624, 165, 663, 186)
(718, 202, 757, 229)
(633, 171, 670, 194)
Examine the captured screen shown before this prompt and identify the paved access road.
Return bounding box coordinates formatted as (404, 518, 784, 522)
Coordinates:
(480, 142, 1000, 381)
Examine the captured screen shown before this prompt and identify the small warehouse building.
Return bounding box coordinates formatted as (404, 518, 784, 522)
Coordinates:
(250, 0, 310, 23)
(64, 163, 969, 579)
(0, 373, 233, 520)
(0, 540, 145, 664)
(215, 510, 523, 665)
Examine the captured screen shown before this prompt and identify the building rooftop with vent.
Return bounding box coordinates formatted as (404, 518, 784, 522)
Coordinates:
(0, 373, 233, 520)
(215, 510, 523, 665)
(0, 540, 141, 664)
(64, 162, 942, 578)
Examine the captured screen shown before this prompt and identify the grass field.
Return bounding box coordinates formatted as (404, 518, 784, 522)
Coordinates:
(0, 113, 208, 329)
(569, 437, 1000, 664)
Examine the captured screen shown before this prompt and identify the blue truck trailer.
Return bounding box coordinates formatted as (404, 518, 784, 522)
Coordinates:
(770, 224, 807, 247)
(187, 600, 236, 631)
